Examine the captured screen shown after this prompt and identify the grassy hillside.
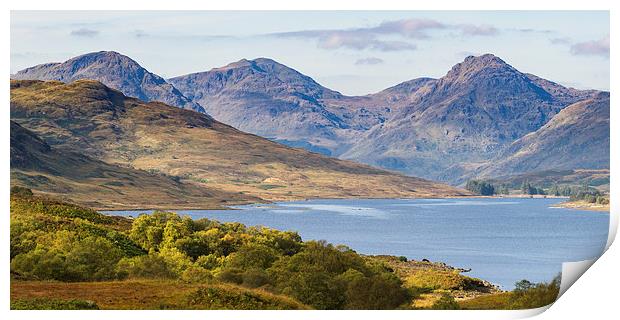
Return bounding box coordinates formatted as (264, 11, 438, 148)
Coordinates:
(10, 79, 469, 209)
(11, 121, 258, 210)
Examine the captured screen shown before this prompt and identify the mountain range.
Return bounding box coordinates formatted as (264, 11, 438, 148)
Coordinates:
(10, 79, 467, 208)
(12, 51, 609, 185)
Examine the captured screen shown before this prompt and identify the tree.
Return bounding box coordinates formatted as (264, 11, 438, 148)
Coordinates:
(465, 180, 495, 196)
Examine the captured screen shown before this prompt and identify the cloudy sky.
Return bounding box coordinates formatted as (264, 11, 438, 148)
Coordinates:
(11, 11, 609, 95)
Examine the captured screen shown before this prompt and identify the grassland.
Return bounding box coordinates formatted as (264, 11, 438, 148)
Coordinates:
(10, 280, 309, 310)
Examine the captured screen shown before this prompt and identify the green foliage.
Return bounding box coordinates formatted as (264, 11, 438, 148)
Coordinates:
(225, 243, 279, 270)
(116, 254, 176, 279)
(184, 286, 308, 310)
(11, 235, 123, 281)
(432, 293, 460, 310)
(267, 241, 410, 309)
(509, 276, 560, 309)
(520, 181, 546, 195)
(11, 298, 99, 310)
(10, 195, 411, 310)
(465, 180, 495, 195)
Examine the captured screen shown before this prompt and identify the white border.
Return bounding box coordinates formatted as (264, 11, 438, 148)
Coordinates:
(2, 1, 617, 319)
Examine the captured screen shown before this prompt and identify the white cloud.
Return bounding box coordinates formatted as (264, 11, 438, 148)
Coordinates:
(274, 18, 494, 52)
(570, 36, 609, 58)
(70, 28, 99, 37)
(354, 57, 384, 65)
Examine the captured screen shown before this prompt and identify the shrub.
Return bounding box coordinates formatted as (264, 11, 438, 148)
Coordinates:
(225, 243, 279, 270)
(184, 286, 308, 310)
(509, 276, 560, 309)
(116, 253, 176, 279)
(242, 269, 271, 288)
(216, 268, 244, 285)
(11, 235, 123, 281)
(181, 265, 213, 283)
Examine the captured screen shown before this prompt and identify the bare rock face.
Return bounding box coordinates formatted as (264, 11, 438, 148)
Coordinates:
(12, 51, 206, 114)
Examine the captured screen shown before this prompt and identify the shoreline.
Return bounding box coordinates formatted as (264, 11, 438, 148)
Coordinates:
(96, 194, 569, 212)
(551, 200, 610, 212)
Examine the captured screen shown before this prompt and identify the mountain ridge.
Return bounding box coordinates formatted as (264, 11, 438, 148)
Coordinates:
(14, 52, 607, 184)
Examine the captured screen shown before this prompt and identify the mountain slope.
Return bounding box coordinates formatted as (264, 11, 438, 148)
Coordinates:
(473, 92, 610, 180)
(341, 54, 600, 181)
(12, 51, 205, 113)
(10, 79, 470, 204)
(169, 58, 390, 155)
(10, 120, 256, 209)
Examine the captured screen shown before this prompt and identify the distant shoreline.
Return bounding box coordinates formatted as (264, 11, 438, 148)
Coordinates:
(97, 195, 568, 213)
(551, 200, 610, 212)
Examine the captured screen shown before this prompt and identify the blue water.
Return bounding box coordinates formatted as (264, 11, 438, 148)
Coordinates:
(102, 198, 609, 289)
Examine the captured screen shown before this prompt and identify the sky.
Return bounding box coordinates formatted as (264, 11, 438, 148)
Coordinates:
(10, 11, 610, 96)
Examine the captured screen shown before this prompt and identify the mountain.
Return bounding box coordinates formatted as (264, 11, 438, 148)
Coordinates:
(169, 58, 389, 156)
(10, 79, 469, 208)
(11, 51, 206, 113)
(15, 53, 606, 184)
(10, 120, 256, 209)
(341, 54, 601, 181)
(472, 92, 610, 180)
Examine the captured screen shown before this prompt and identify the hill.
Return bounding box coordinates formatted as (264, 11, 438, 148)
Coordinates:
(10, 79, 469, 208)
(10, 120, 257, 210)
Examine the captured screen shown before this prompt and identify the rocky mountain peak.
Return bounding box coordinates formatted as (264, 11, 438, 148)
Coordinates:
(12, 51, 206, 114)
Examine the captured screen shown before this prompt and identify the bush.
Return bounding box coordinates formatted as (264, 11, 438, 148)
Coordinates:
(184, 286, 308, 310)
(11, 235, 123, 281)
(116, 253, 176, 279)
(267, 241, 409, 309)
(217, 268, 244, 285)
(242, 269, 271, 288)
(181, 265, 213, 283)
(225, 243, 279, 270)
(509, 276, 560, 309)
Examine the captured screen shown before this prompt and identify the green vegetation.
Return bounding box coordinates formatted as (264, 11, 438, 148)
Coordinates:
(11, 298, 99, 310)
(182, 285, 309, 310)
(10, 190, 410, 309)
(406, 269, 484, 291)
(520, 181, 546, 195)
(11, 188, 559, 310)
(432, 293, 460, 310)
(459, 276, 560, 310)
(465, 180, 495, 195)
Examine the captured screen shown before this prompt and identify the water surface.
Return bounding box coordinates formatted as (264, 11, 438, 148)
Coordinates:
(103, 198, 609, 289)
